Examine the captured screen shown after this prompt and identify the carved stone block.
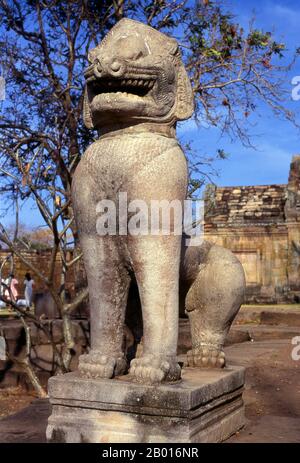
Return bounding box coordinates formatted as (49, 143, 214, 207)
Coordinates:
(47, 367, 245, 443)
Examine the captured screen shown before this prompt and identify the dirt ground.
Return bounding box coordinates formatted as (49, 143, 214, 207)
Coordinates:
(227, 340, 300, 442)
(0, 387, 37, 419)
(244, 344, 300, 419)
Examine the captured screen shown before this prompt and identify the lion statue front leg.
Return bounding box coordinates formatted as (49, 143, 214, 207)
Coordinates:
(180, 240, 246, 368)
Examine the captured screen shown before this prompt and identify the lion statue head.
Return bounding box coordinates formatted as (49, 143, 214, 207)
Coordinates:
(83, 18, 194, 131)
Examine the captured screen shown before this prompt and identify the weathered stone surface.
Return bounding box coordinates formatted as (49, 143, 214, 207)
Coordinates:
(205, 155, 300, 304)
(47, 366, 245, 443)
(181, 242, 245, 368)
(71, 18, 194, 384)
(71, 18, 245, 384)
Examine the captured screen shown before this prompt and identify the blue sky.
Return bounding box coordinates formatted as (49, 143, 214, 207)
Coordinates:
(1, 0, 300, 228)
(178, 0, 300, 188)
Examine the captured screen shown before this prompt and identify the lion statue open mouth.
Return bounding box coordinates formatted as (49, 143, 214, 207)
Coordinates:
(72, 19, 245, 384)
(83, 18, 193, 128)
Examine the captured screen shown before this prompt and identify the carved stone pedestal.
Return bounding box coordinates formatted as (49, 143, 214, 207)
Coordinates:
(46, 366, 245, 443)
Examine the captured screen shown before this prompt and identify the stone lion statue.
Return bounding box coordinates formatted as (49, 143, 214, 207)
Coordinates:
(72, 18, 245, 384)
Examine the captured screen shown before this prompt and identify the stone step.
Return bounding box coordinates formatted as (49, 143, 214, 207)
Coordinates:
(234, 305, 300, 326)
(233, 324, 299, 342)
(260, 311, 300, 327)
(178, 318, 299, 355)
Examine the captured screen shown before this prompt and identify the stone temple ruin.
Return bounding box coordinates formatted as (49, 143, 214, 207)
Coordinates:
(205, 155, 300, 304)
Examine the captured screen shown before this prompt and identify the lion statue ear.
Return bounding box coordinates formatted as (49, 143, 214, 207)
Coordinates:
(175, 63, 194, 121)
(83, 86, 94, 129)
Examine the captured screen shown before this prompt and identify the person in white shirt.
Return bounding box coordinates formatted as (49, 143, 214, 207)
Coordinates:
(24, 273, 34, 310)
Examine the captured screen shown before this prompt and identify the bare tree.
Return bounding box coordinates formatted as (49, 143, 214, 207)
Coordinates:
(0, 0, 298, 390)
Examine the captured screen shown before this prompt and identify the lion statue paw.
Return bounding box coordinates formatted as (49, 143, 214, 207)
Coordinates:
(186, 345, 226, 369)
(78, 352, 127, 379)
(129, 354, 181, 384)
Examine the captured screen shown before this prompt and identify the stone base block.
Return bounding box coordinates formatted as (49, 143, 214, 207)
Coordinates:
(47, 366, 245, 443)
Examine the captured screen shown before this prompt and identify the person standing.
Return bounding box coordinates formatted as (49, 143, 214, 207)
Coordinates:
(24, 273, 34, 310)
(3, 273, 19, 304)
(10, 274, 19, 302)
(3, 274, 12, 300)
